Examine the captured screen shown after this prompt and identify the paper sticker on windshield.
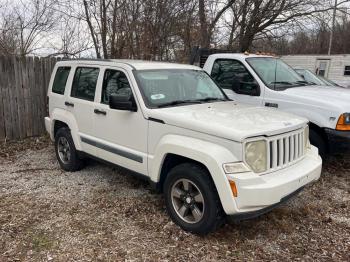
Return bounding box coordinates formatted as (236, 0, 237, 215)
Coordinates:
(151, 94, 165, 100)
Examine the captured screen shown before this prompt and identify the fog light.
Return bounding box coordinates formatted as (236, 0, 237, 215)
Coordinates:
(223, 162, 250, 174)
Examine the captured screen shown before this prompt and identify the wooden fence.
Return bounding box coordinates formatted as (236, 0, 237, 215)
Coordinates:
(0, 56, 58, 141)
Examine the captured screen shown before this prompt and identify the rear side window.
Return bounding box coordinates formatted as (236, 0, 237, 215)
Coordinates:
(71, 67, 100, 101)
(101, 69, 132, 104)
(52, 67, 71, 95)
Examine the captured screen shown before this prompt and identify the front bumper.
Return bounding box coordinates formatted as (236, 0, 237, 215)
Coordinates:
(229, 186, 304, 221)
(225, 146, 322, 215)
(325, 128, 350, 153)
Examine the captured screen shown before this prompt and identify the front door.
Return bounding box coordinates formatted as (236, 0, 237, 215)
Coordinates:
(93, 67, 148, 175)
(210, 59, 263, 106)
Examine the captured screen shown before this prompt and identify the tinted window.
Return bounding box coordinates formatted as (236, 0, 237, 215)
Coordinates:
(211, 59, 259, 95)
(71, 67, 99, 101)
(52, 67, 71, 95)
(344, 66, 350, 76)
(101, 69, 132, 104)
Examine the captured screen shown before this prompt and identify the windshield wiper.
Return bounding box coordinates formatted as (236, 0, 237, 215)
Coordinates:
(295, 80, 316, 86)
(157, 100, 202, 108)
(270, 81, 294, 85)
(197, 97, 228, 102)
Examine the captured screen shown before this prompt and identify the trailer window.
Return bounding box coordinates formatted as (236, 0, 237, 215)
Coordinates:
(344, 66, 350, 76)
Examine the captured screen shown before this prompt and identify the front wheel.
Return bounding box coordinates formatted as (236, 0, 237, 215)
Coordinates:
(163, 163, 225, 235)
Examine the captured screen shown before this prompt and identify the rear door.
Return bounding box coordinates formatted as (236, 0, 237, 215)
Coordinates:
(65, 65, 101, 156)
(210, 59, 263, 106)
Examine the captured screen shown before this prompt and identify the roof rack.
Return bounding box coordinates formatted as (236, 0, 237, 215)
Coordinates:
(60, 58, 137, 70)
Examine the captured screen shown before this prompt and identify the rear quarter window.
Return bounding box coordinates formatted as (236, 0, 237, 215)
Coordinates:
(52, 67, 71, 95)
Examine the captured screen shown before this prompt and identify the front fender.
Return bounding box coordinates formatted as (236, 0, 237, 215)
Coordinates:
(51, 108, 82, 150)
(149, 134, 240, 214)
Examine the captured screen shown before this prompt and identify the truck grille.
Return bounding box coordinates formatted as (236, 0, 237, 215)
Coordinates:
(267, 129, 305, 172)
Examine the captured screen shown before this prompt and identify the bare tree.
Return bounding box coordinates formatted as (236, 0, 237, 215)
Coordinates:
(225, 0, 350, 52)
(0, 0, 57, 56)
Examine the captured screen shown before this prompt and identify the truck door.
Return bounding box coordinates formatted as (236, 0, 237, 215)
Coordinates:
(210, 59, 263, 106)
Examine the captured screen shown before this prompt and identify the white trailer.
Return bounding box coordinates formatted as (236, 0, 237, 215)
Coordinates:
(281, 54, 350, 88)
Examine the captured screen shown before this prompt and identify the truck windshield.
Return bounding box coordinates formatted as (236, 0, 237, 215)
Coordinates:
(134, 69, 227, 108)
(246, 57, 307, 90)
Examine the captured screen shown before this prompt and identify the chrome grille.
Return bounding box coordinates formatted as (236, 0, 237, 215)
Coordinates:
(267, 129, 305, 171)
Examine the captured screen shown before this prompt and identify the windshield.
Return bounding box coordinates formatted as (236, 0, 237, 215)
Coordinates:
(246, 57, 306, 90)
(295, 69, 325, 85)
(134, 69, 227, 108)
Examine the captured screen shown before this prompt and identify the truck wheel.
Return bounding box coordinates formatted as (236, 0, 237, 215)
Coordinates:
(310, 129, 326, 158)
(54, 127, 84, 172)
(163, 163, 225, 235)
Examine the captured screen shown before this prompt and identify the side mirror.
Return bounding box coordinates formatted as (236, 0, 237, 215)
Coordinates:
(236, 81, 260, 96)
(109, 93, 137, 112)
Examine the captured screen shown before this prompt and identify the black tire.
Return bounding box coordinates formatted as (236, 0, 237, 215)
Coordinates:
(54, 127, 84, 172)
(310, 129, 327, 158)
(163, 163, 225, 235)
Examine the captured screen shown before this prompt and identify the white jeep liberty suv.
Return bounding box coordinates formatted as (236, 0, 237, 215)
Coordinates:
(45, 59, 322, 234)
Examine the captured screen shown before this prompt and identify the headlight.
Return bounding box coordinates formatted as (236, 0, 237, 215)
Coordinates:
(245, 140, 267, 173)
(304, 125, 311, 149)
(336, 113, 350, 131)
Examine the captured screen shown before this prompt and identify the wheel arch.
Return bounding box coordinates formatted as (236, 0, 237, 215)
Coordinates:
(149, 134, 240, 214)
(51, 108, 82, 150)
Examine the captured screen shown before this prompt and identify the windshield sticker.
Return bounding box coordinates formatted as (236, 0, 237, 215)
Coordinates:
(151, 94, 165, 100)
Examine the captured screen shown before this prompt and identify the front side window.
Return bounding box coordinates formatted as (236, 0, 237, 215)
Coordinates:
(52, 67, 71, 95)
(247, 57, 305, 90)
(71, 67, 99, 101)
(134, 69, 227, 108)
(101, 69, 132, 104)
(211, 59, 259, 96)
(344, 66, 350, 76)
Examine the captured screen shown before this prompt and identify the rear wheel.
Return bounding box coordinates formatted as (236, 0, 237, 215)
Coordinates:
(310, 129, 327, 158)
(54, 127, 84, 171)
(163, 163, 225, 235)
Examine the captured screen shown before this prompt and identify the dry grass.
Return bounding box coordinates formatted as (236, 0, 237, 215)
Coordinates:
(0, 137, 349, 261)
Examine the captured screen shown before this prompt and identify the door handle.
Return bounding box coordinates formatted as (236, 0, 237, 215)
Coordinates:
(94, 109, 107, 115)
(265, 102, 278, 108)
(65, 101, 74, 107)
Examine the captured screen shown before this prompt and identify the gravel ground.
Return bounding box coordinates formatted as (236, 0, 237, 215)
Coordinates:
(0, 137, 349, 261)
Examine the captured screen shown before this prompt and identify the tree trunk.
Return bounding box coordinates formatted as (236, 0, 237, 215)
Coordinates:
(198, 0, 210, 48)
(83, 0, 101, 58)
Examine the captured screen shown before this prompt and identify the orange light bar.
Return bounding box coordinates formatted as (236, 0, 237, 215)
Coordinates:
(336, 114, 350, 131)
(229, 180, 238, 197)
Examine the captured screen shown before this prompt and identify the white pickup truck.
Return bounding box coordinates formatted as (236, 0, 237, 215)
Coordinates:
(45, 59, 321, 234)
(203, 53, 350, 156)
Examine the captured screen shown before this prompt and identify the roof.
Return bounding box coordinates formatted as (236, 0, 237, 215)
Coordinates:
(56, 59, 201, 71)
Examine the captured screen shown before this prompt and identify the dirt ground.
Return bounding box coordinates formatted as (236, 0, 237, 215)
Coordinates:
(0, 137, 349, 261)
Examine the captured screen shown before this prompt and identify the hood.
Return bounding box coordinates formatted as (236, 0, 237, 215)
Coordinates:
(148, 101, 307, 141)
(282, 85, 350, 110)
